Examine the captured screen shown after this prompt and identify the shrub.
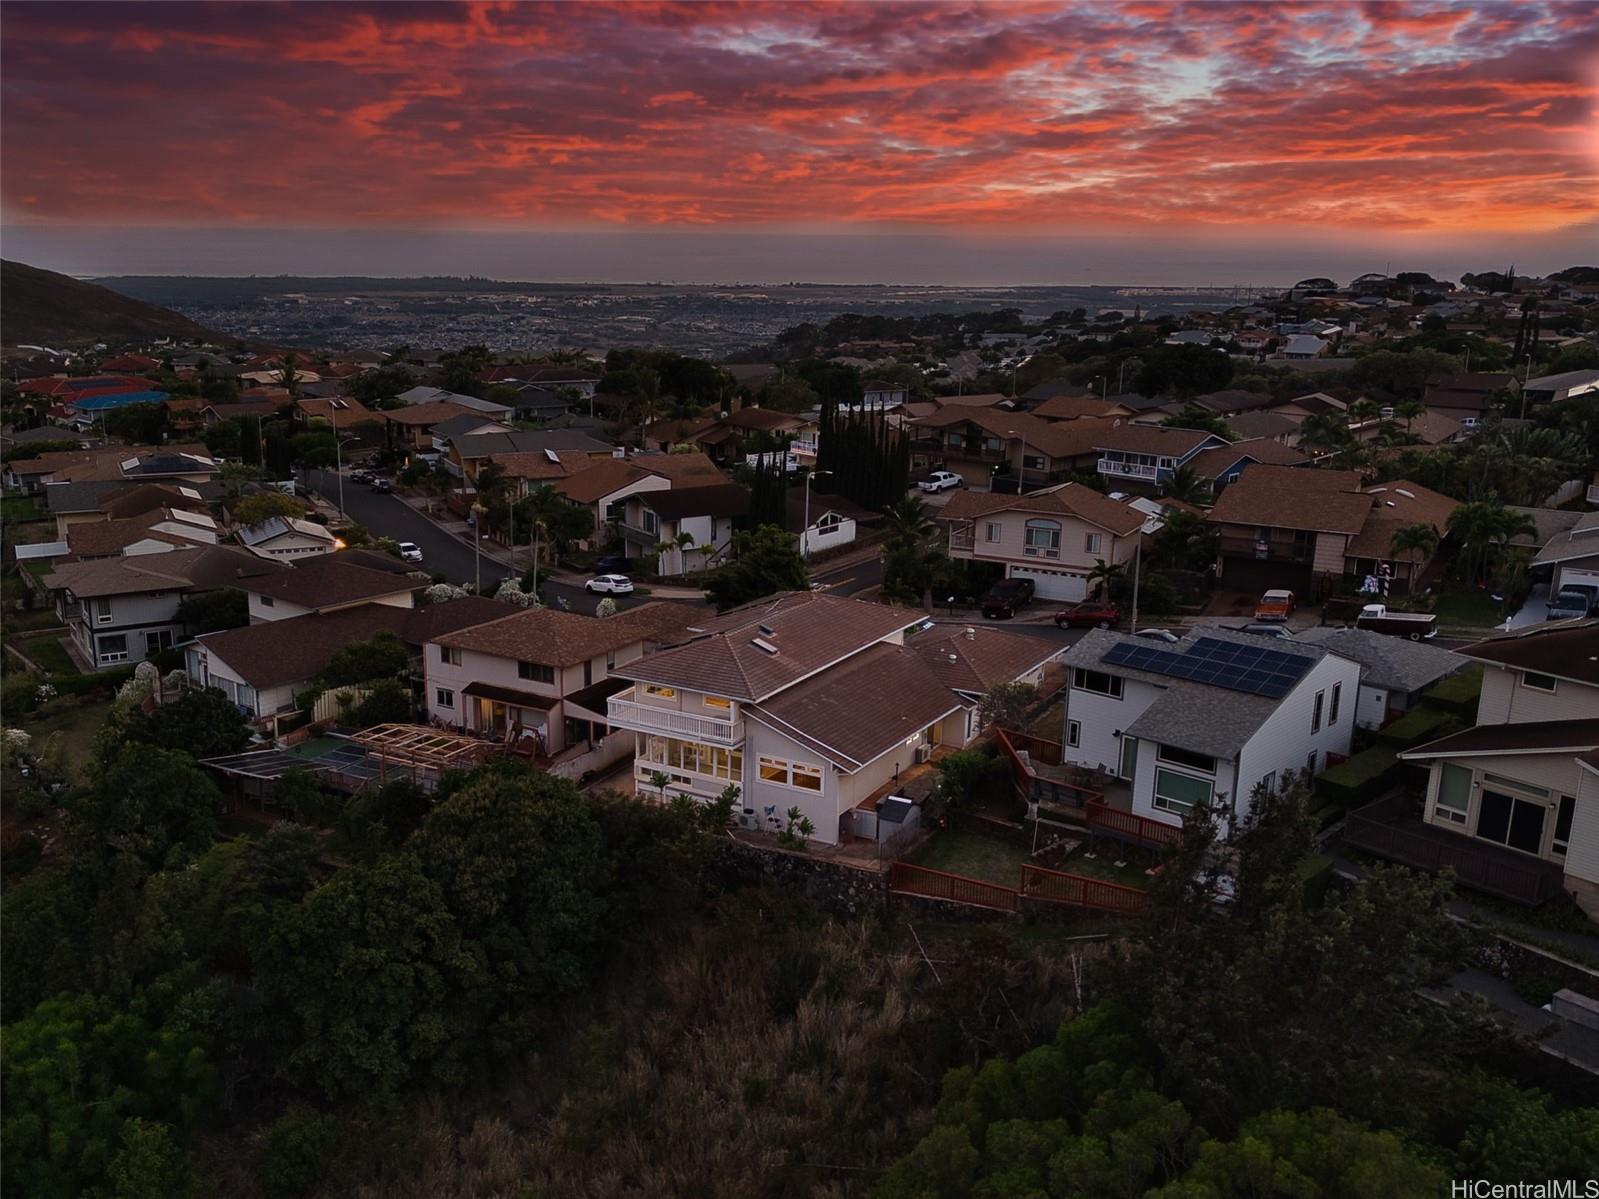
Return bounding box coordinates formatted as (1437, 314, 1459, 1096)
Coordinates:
(1316, 747, 1400, 807)
(260, 1105, 338, 1199)
(1421, 666, 1483, 716)
(1376, 706, 1457, 747)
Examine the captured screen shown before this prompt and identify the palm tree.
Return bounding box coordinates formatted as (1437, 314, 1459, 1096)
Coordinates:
(1297, 412, 1353, 462)
(882, 495, 935, 551)
(1387, 523, 1439, 592)
(1396, 399, 1425, 437)
(1163, 463, 1207, 504)
(1087, 558, 1124, 600)
(1447, 498, 1534, 584)
(275, 351, 302, 399)
(474, 461, 513, 530)
(1348, 398, 1380, 425)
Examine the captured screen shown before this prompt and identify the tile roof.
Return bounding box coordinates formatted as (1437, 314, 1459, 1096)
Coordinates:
(1090, 425, 1220, 457)
(45, 544, 281, 598)
(1457, 618, 1599, 687)
(67, 511, 208, 556)
(1400, 718, 1599, 759)
(938, 481, 1146, 536)
(1294, 627, 1467, 694)
(1031, 394, 1127, 421)
(615, 591, 916, 702)
(236, 554, 419, 608)
(1206, 464, 1373, 534)
(748, 643, 961, 770)
(636, 483, 751, 520)
(908, 626, 1061, 694)
(434, 600, 697, 666)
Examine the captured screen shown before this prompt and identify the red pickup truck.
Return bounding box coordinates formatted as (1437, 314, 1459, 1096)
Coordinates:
(1253, 589, 1296, 622)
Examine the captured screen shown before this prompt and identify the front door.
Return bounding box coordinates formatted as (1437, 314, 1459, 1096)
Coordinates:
(1475, 789, 1546, 856)
(1119, 735, 1138, 780)
(476, 698, 509, 738)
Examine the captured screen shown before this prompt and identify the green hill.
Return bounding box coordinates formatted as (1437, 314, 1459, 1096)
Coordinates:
(2, 259, 234, 347)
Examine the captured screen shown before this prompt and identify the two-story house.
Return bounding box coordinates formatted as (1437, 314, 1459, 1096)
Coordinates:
(236, 516, 338, 560)
(44, 544, 282, 669)
(937, 482, 1145, 601)
(859, 380, 911, 411)
(1092, 425, 1228, 489)
(605, 592, 1058, 845)
(1398, 620, 1599, 915)
(424, 601, 694, 760)
(233, 551, 421, 622)
(908, 409, 1112, 488)
(619, 484, 750, 575)
(1206, 464, 1377, 592)
(1060, 628, 1361, 835)
(552, 452, 730, 544)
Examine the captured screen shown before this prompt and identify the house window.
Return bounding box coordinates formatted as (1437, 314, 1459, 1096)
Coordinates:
(98, 634, 129, 664)
(644, 684, 677, 699)
(642, 510, 659, 535)
(1306, 750, 1318, 775)
(1157, 744, 1214, 774)
(758, 755, 824, 791)
(1153, 767, 1210, 816)
(1119, 735, 1138, 780)
(1475, 789, 1546, 856)
(1521, 671, 1558, 693)
(1434, 763, 1471, 825)
(259, 595, 274, 608)
(439, 645, 461, 666)
(1073, 668, 1123, 698)
(703, 695, 732, 713)
(947, 431, 963, 448)
(1311, 690, 1324, 733)
(1553, 796, 1576, 857)
(1066, 720, 1080, 748)
(518, 661, 555, 684)
(984, 436, 1003, 452)
(1024, 519, 1061, 556)
(1328, 682, 1341, 726)
(435, 687, 455, 708)
(1084, 532, 1102, 554)
(94, 597, 114, 624)
(1023, 454, 1045, 471)
(144, 630, 173, 656)
(1259, 771, 1276, 797)
(606, 649, 617, 670)
(984, 522, 1002, 543)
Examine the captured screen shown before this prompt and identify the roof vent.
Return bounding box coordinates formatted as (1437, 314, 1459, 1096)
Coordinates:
(965, 626, 977, 640)
(751, 637, 779, 655)
(948, 652, 959, 662)
(757, 623, 776, 636)
(1395, 488, 1415, 498)
(543, 448, 561, 464)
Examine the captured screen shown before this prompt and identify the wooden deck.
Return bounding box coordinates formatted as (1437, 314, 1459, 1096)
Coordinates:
(1343, 792, 1564, 907)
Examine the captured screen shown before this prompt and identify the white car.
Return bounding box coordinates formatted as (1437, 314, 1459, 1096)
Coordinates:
(397, 542, 423, 563)
(919, 471, 964, 493)
(585, 574, 634, 594)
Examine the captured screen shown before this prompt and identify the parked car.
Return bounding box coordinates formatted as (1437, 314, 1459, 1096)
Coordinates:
(1353, 603, 1437, 640)
(1253, 589, 1296, 622)
(592, 553, 629, 574)
(980, 578, 1034, 619)
(585, 574, 634, 595)
(1547, 584, 1598, 621)
(1054, 601, 1120, 629)
(350, 469, 372, 484)
(1132, 628, 1181, 642)
(370, 478, 392, 494)
(1237, 623, 1295, 639)
(396, 542, 423, 563)
(918, 471, 964, 493)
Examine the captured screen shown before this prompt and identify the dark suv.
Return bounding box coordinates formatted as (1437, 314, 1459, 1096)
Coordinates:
(1548, 584, 1597, 621)
(981, 578, 1035, 619)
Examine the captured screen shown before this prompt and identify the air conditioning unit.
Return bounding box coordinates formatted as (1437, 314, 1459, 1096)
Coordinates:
(736, 811, 758, 830)
(913, 744, 932, 764)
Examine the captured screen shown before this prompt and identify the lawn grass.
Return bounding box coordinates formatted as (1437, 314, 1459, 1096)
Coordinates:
(24, 560, 53, 581)
(13, 635, 78, 675)
(1058, 847, 1154, 891)
(1, 495, 47, 523)
(21, 699, 112, 783)
(913, 829, 1029, 886)
(1432, 587, 1506, 627)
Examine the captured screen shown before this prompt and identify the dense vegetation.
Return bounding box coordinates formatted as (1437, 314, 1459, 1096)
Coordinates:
(1, 259, 233, 346)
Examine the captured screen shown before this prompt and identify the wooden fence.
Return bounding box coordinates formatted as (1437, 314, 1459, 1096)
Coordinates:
(888, 861, 1019, 912)
(1084, 800, 1181, 851)
(1019, 864, 1150, 915)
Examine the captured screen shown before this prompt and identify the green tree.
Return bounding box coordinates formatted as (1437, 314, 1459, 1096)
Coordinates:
(1161, 403, 1233, 439)
(102, 1118, 195, 1199)
(1087, 557, 1124, 599)
(976, 680, 1035, 731)
(882, 494, 936, 551)
(119, 687, 251, 761)
(78, 743, 223, 869)
(259, 1105, 338, 1199)
(175, 588, 248, 634)
(322, 631, 409, 687)
(234, 491, 304, 527)
(346, 678, 413, 727)
(1163, 463, 1208, 504)
(705, 525, 808, 611)
(1387, 523, 1439, 587)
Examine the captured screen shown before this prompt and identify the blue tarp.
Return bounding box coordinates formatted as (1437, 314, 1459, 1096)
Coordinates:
(68, 391, 169, 412)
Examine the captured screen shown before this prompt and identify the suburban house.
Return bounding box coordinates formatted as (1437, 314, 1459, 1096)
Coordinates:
(619, 483, 751, 575)
(44, 544, 283, 670)
(424, 602, 694, 763)
(294, 396, 380, 431)
(605, 592, 1055, 845)
(1532, 512, 1599, 594)
(908, 409, 1112, 487)
(906, 624, 1063, 745)
(395, 386, 514, 419)
(1519, 369, 1599, 407)
(1029, 394, 1133, 422)
(6, 446, 219, 493)
(383, 402, 509, 452)
(1226, 411, 1304, 446)
(1395, 620, 1599, 914)
(1093, 426, 1229, 489)
(1295, 627, 1467, 728)
(938, 482, 1145, 602)
(1181, 437, 1311, 493)
(496, 383, 579, 422)
(860, 380, 912, 411)
(1281, 334, 1330, 359)
(234, 552, 420, 622)
(446, 429, 613, 485)
(784, 488, 877, 557)
(45, 480, 215, 540)
(187, 596, 509, 735)
(480, 364, 600, 397)
(65, 507, 219, 560)
(236, 516, 338, 560)
(551, 451, 729, 540)
(1059, 627, 1361, 834)
(1422, 372, 1516, 427)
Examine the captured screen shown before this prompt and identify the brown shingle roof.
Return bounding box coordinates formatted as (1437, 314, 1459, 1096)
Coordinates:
(197, 605, 416, 689)
(100, 482, 208, 520)
(1457, 618, 1599, 687)
(490, 449, 593, 481)
(45, 544, 280, 598)
(1031, 394, 1127, 421)
(908, 626, 1060, 694)
(724, 407, 811, 432)
(552, 458, 651, 504)
(938, 482, 1145, 536)
(1400, 718, 1599, 759)
(616, 591, 916, 702)
(1090, 425, 1220, 457)
(1206, 465, 1373, 535)
(382, 400, 477, 426)
(237, 554, 418, 608)
(1186, 438, 1310, 477)
(909, 409, 1115, 461)
(637, 484, 750, 520)
(749, 642, 961, 769)
(435, 600, 695, 666)
(297, 397, 378, 429)
(67, 511, 205, 557)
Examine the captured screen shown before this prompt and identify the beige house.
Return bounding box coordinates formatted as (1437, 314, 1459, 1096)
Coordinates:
(937, 482, 1146, 602)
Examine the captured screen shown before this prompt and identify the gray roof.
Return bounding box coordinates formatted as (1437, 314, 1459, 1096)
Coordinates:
(1532, 511, 1599, 567)
(1523, 369, 1599, 392)
(236, 516, 335, 547)
(1509, 506, 1583, 550)
(1065, 627, 1338, 760)
(431, 412, 507, 438)
(44, 478, 219, 514)
(1294, 627, 1467, 695)
(452, 430, 612, 458)
(2, 425, 89, 446)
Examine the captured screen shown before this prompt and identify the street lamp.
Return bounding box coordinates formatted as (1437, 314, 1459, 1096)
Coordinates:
(1006, 429, 1028, 495)
(802, 469, 834, 560)
(471, 502, 486, 594)
(333, 431, 358, 519)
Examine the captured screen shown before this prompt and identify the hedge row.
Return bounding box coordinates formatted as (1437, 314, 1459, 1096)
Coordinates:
(1420, 666, 1484, 716)
(1315, 747, 1401, 807)
(1376, 706, 1457, 748)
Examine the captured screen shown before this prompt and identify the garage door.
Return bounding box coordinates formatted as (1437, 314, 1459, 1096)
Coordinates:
(1558, 565, 1599, 590)
(1009, 565, 1087, 601)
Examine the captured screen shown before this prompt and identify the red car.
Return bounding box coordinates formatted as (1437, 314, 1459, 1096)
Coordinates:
(1054, 601, 1121, 629)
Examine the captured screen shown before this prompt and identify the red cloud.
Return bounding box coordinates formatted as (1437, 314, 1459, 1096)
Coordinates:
(1, 1, 1594, 235)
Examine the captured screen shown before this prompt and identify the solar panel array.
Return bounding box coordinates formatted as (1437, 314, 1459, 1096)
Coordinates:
(1101, 635, 1312, 699)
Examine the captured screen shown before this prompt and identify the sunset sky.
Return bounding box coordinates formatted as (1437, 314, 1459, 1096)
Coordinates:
(3, 1, 1597, 283)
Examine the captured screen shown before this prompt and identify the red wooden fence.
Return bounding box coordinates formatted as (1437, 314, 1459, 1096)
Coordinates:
(1019, 864, 1150, 914)
(888, 861, 1019, 912)
(1084, 799, 1180, 850)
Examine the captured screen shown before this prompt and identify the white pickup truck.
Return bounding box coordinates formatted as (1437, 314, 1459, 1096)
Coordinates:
(1354, 603, 1438, 640)
(918, 471, 964, 493)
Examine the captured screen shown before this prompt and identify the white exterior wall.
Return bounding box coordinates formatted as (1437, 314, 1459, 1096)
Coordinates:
(1355, 683, 1392, 729)
(1422, 751, 1587, 865)
(1234, 652, 1362, 809)
(1477, 667, 1599, 725)
(1128, 738, 1240, 831)
(423, 644, 568, 740)
(1060, 675, 1163, 776)
(249, 593, 313, 622)
(246, 532, 334, 559)
(744, 720, 846, 845)
(799, 514, 857, 556)
(68, 588, 186, 669)
(1565, 766, 1599, 887)
(1553, 559, 1599, 592)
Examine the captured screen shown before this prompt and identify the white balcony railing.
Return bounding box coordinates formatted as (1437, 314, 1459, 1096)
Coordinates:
(1097, 458, 1160, 480)
(608, 688, 744, 746)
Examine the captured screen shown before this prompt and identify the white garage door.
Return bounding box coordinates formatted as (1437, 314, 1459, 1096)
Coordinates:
(1008, 565, 1087, 602)
(1558, 565, 1599, 591)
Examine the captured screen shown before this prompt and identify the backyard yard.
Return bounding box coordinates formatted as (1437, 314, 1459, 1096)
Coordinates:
(18, 698, 113, 784)
(10, 634, 78, 676)
(913, 829, 1029, 886)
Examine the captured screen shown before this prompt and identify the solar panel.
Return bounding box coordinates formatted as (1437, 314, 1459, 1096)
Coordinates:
(1099, 636, 1312, 700)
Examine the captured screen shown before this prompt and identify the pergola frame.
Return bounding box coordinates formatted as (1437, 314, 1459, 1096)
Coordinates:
(349, 722, 496, 775)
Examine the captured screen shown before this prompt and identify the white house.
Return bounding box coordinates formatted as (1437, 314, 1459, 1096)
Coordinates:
(237, 516, 338, 560)
(619, 484, 749, 576)
(859, 380, 911, 411)
(1532, 512, 1599, 594)
(1060, 628, 1361, 834)
(606, 592, 1061, 845)
(1295, 627, 1467, 729)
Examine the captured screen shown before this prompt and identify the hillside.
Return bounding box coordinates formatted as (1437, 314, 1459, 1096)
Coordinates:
(1, 259, 234, 347)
